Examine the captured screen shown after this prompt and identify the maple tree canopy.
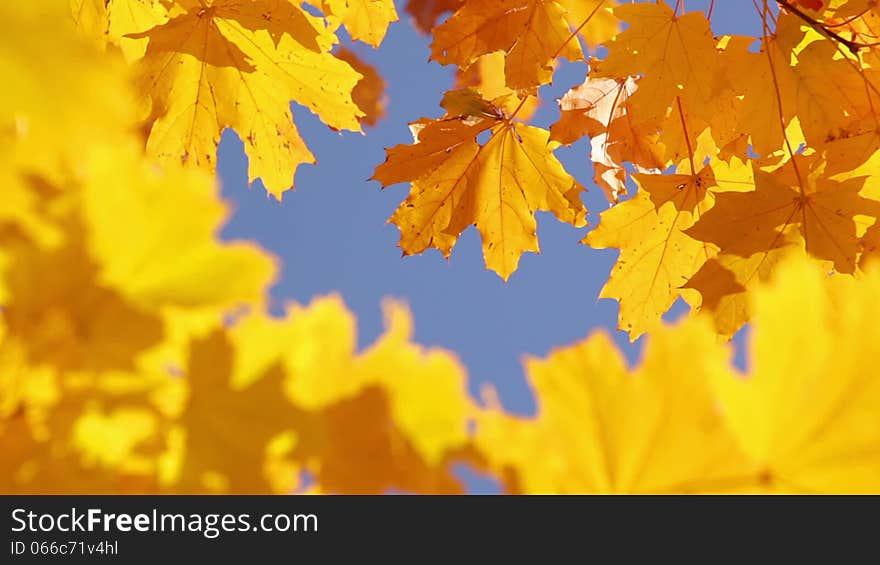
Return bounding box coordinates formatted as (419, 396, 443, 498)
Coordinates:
(1, 0, 879, 493)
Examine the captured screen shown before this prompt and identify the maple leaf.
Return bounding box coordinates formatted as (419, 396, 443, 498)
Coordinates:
(164, 296, 472, 494)
(70, 0, 168, 59)
(81, 148, 277, 311)
(592, 3, 720, 124)
(682, 152, 880, 334)
(710, 255, 880, 492)
(0, 157, 277, 432)
(373, 89, 586, 280)
(682, 248, 796, 337)
(474, 253, 880, 493)
(550, 75, 663, 202)
(456, 52, 538, 120)
(321, 0, 399, 47)
(0, 3, 283, 492)
(4, 0, 478, 497)
(0, 225, 164, 374)
(430, 0, 586, 90)
(2, 1, 136, 189)
(336, 47, 387, 127)
(127, 0, 363, 198)
(287, 298, 472, 493)
(556, 0, 619, 48)
(687, 156, 879, 275)
(11, 0, 880, 497)
(585, 166, 719, 339)
(354, 300, 473, 466)
(0, 390, 163, 493)
(405, 0, 464, 33)
(823, 0, 880, 45)
(474, 319, 754, 493)
(163, 329, 296, 493)
(728, 12, 873, 156)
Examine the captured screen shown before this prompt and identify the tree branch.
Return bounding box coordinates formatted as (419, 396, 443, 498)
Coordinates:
(776, 0, 867, 54)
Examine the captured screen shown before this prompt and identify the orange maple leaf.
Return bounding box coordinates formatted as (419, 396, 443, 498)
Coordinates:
(430, 0, 586, 90)
(373, 89, 586, 280)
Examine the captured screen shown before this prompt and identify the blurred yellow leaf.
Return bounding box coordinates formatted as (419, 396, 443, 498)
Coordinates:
(475, 320, 754, 493)
(711, 256, 880, 492)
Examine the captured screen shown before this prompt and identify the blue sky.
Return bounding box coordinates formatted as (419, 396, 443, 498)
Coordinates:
(219, 0, 768, 421)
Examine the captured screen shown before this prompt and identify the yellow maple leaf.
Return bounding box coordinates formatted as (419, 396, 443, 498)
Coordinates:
(70, 0, 168, 59)
(556, 0, 618, 48)
(728, 12, 872, 156)
(1, 1, 285, 493)
(682, 247, 797, 337)
(0, 409, 162, 494)
(2, 1, 135, 188)
(163, 296, 472, 494)
(80, 147, 277, 311)
(373, 89, 586, 280)
(711, 255, 880, 492)
(687, 156, 879, 275)
(430, 0, 585, 90)
(593, 2, 720, 124)
(162, 329, 297, 493)
(474, 252, 880, 493)
(355, 300, 473, 466)
(475, 319, 754, 493)
(682, 154, 880, 334)
(127, 0, 363, 198)
(455, 51, 538, 120)
(321, 0, 399, 47)
(586, 166, 718, 339)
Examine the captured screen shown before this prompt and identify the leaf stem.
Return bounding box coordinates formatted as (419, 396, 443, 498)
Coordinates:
(675, 97, 697, 176)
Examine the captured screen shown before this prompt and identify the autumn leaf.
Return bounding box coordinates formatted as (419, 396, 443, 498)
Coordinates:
(592, 3, 720, 124)
(405, 0, 463, 33)
(0, 388, 163, 493)
(2, 1, 135, 188)
(550, 75, 663, 202)
(682, 248, 795, 337)
(162, 328, 296, 493)
(81, 148, 277, 312)
(70, 0, 168, 59)
(127, 0, 363, 198)
(321, 0, 399, 47)
(474, 318, 754, 493)
(473, 253, 880, 493)
(585, 166, 718, 339)
(336, 47, 387, 127)
(711, 255, 880, 492)
(430, 0, 586, 90)
(556, 0, 619, 48)
(728, 12, 873, 156)
(456, 52, 538, 120)
(165, 296, 472, 494)
(373, 89, 586, 280)
(687, 156, 879, 275)
(8, 0, 880, 498)
(682, 154, 880, 334)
